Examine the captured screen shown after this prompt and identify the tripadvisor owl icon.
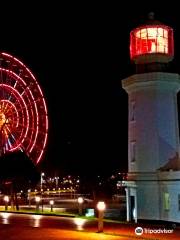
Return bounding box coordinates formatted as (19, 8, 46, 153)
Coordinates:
(135, 227, 143, 235)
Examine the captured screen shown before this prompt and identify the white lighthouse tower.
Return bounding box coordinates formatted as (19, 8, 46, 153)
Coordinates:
(122, 13, 180, 223)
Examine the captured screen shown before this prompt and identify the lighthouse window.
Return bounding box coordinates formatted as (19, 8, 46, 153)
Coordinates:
(131, 141, 136, 162)
(178, 194, 180, 211)
(164, 193, 170, 210)
(135, 27, 168, 55)
(130, 101, 135, 122)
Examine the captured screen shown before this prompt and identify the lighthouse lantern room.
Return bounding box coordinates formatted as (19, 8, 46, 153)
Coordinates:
(130, 13, 174, 64)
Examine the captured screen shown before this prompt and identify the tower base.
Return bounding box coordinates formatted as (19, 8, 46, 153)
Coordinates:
(125, 171, 180, 223)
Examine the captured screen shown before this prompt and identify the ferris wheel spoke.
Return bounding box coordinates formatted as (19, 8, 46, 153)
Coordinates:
(0, 101, 5, 111)
(4, 109, 24, 119)
(1, 101, 16, 114)
(3, 109, 17, 118)
(5, 80, 18, 102)
(19, 83, 34, 96)
(2, 103, 10, 113)
(1, 100, 8, 111)
(5, 137, 13, 151)
(0, 92, 23, 112)
(4, 117, 25, 128)
(2, 128, 17, 151)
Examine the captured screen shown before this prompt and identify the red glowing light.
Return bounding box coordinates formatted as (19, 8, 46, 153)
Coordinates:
(130, 25, 174, 61)
(0, 52, 48, 165)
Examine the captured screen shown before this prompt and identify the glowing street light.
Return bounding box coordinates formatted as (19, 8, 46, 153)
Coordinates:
(35, 196, 41, 212)
(55, 176, 59, 189)
(40, 172, 45, 189)
(4, 196, 9, 211)
(28, 189, 31, 206)
(77, 197, 84, 216)
(97, 201, 106, 233)
(49, 200, 54, 212)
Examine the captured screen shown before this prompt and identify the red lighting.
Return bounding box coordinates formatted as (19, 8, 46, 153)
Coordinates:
(130, 25, 174, 62)
(0, 52, 48, 165)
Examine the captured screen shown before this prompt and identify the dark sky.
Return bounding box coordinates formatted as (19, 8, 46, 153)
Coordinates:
(1, 3, 180, 177)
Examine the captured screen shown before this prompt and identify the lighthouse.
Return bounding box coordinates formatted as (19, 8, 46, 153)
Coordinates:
(122, 13, 180, 223)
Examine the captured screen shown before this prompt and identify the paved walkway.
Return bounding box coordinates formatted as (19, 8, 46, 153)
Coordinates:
(0, 225, 132, 240)
(1, 224, 180, 240)
(1, 211, 180, 239)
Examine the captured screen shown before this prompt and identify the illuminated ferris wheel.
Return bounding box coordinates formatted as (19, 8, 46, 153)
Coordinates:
(0, 52, 48, 165)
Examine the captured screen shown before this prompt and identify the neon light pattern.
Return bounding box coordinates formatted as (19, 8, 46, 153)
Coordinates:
(0, 52, 48, 164)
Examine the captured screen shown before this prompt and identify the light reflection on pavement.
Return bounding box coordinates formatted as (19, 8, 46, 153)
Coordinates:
(1, 212, 180, 239)
(0, 212, 12, 224)
(0, 225, 132, 240)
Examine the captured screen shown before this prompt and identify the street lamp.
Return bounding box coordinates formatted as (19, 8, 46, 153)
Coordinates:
(35, 196, 41, 212)
(4, 196, 9, 211)
(58, 188, 61, 197)
(41, 172, 45, 190)
(40, 188, 44, 212)
(50, 200, 54, 212)
(55, 177, 59, 189)
(77, 197, 84, 216)
(97, 201, 106, 233)
(28, 189, 31, 207)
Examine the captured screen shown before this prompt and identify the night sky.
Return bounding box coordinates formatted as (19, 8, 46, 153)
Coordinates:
(1, 3, 180, 177)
